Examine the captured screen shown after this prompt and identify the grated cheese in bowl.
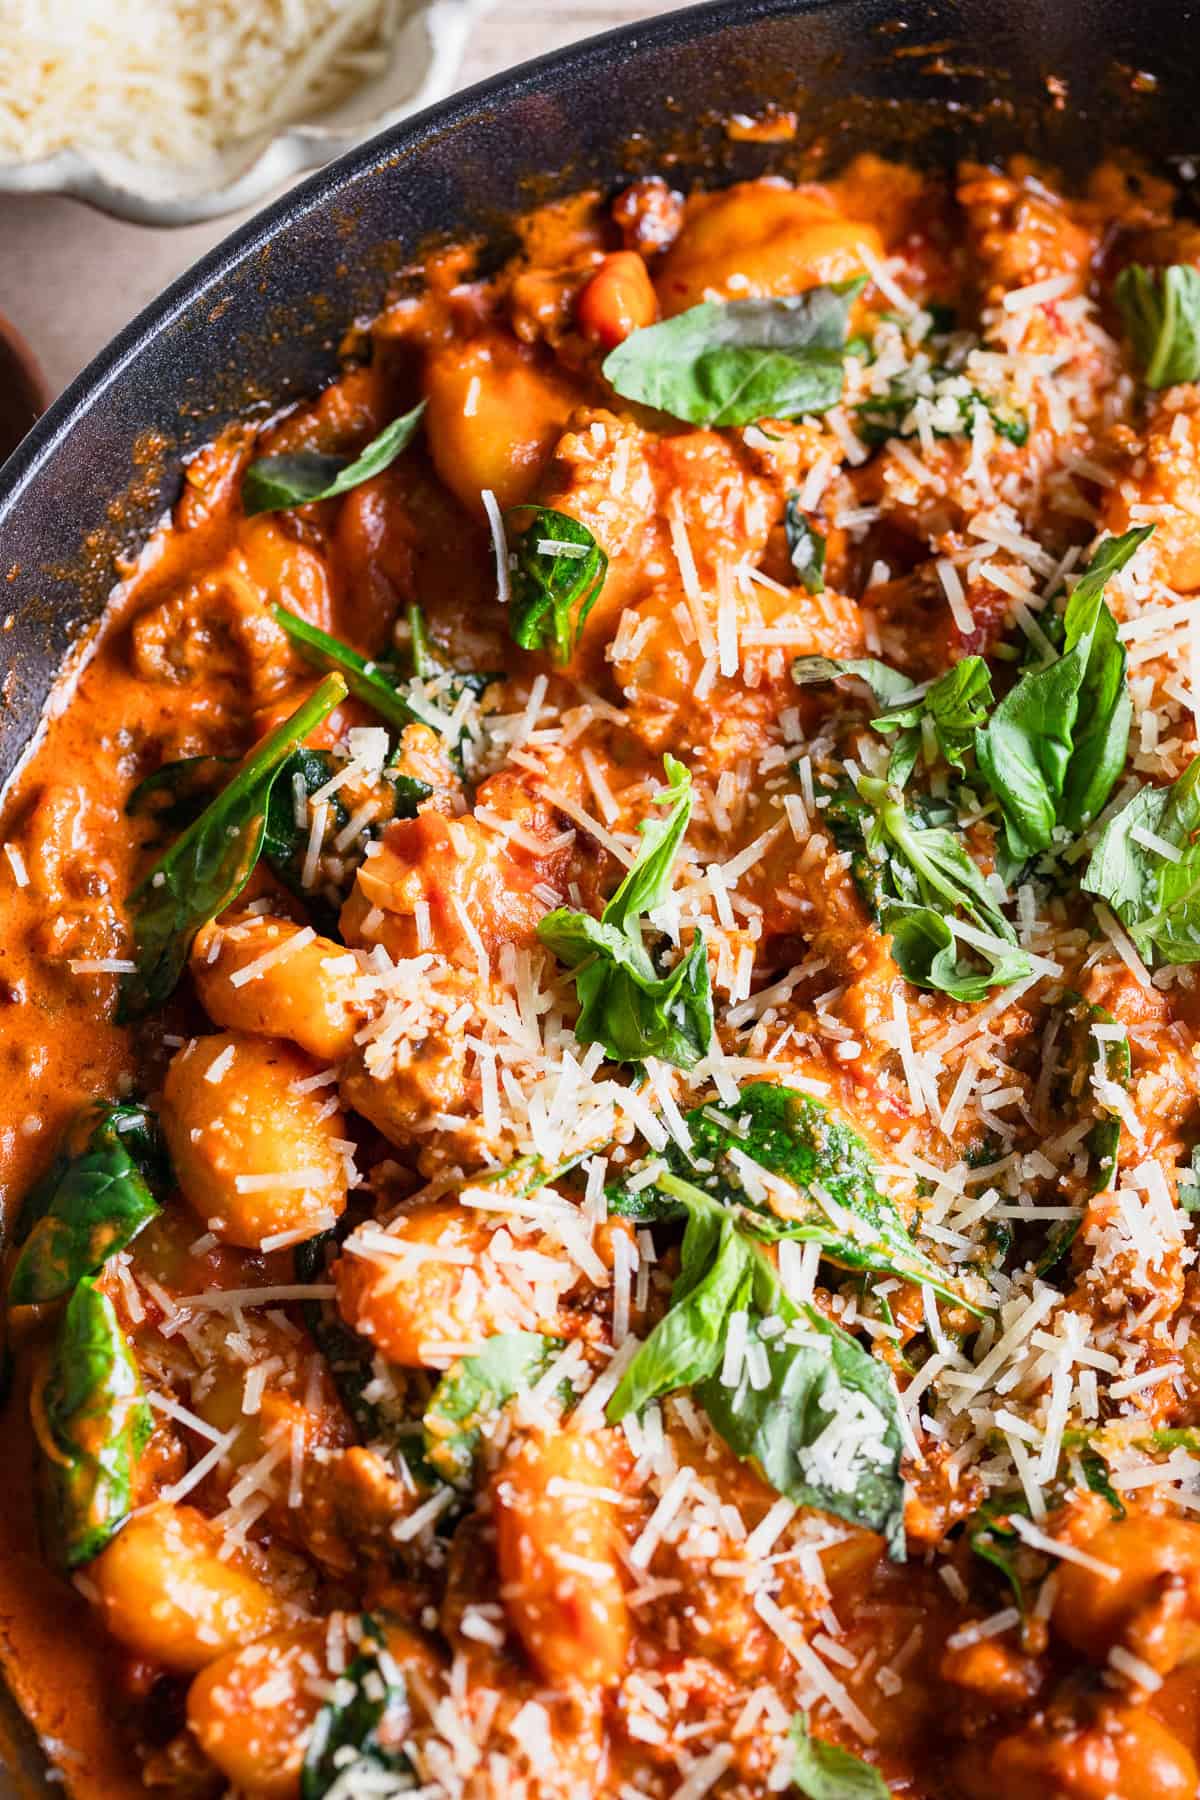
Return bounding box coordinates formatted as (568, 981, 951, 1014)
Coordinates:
(0, 0, 484, 221)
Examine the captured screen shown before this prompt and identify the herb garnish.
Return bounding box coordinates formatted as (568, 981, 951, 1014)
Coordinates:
(1114, 263, 1200, 390)
(791, 1712, 890, 1800)
(602, 283, 863, 428)
(118, 674, 345, 1019)
(608, 1174, 907, 1557)
(242, 402, 426, 515)
(423, 1332, 563, 1486)
(636, 1081, 974, 1309)
(784, 498, 826, 594)
(1082, 753, 1200, 963)
(792, 654, 993, 787)
(538, 754, 713, 1069)
(976, 527, 1152, 861)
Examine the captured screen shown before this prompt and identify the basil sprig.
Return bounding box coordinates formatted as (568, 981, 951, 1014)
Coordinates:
(1114, 263, 1200, 390)
(845, 776, 1031, 1002)
(38, 1278, 152, 1567)
(1082, 754, 1200, 963)
(423, 1332, 562, 1487)
(242, 401, 426, 515)
(639, 1081, 973, 1310)
(602, 282, 863, 427)
(538, 755, 713, 1069)
(784, 498, 826, 594)
(793, 654, 993, 787)
(608, 1175, 906, 1557)
(791, 1713, 889, 1800)
(301, 1614, 411, 1799)
(508, 507, 608, 664)
(976, 527, 1151, 861)
(9, 1104, 163, 1306)
(119, 674, 344, 1019)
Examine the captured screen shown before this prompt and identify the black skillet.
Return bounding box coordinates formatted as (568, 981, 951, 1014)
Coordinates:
(0, 0, 1198, 791)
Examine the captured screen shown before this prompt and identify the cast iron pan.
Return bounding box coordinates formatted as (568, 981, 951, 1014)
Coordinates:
(0, 0, 1198, 792)
(0, 0, 1196, 1786)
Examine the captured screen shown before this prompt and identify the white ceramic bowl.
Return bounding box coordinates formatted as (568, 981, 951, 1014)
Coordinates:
(0, 0, 488, 226)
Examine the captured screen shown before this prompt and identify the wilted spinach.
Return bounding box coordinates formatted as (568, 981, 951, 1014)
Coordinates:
(38, 1278, 152, 1567)
(118, 674, 345, 1019)
(508, 507, 608, 663)
(9, 1104, 163, 1305)
(784, 498, 826, 594)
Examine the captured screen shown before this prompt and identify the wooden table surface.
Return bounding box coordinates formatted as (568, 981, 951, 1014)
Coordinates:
(0, 0, 693, 399)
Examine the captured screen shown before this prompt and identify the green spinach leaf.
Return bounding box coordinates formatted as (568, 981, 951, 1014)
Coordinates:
(273, 606, 438, 737)
(243, 402, 426, 515)
(1114, 263, 1200, 390)
(508, 507, 608, 663)
(976, 528, 1151, 859)
(423, 1332, 563, 1486)
(127, 756, 234, 834)
(785, 498, 826, 594)
(1082, 755, 1200, 964)
(301, 1615, 411, 1799)
(1180, 1146, 1200, 1212)
(538, 755, 713, 1068)
(10, 1105, 162, 1305)
(118, 674, 346, 1019)
(791, 1713, 889, 1800)
(855, 368, 1027, 448)
(38, 1278, 152, 1567)
(602, 284, 862, 428)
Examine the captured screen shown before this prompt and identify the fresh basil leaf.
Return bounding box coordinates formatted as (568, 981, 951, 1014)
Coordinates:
(602, 284, 862, 427)
(508, 507, 608, 664)
(37, 1278, 151, 1568)
(1082, 755, 1200, 963)
(791, 1712, 889, 1800)
(9, 1106, 162, 1305)
(423, 1333, 563, 1487)
(794, 656, 993, 787)
(647, 1082, 972, 1310)
(976, 527, 1151, 859)
(785, 498, 826, 594)
(301, 1615, 411, 1800)
(243, 401, 426, 515)
(698, 1237, 906, 1558)
(792, 655, 917, 711)
(968, 1492, 1031, 1611)
(538, 755, 713, 1068)
(1114, 263, 1200, 390)
(1180, 1146, 1200, 1213)
(118, 674, 346, 1020)
(853, 776, 1031, 1001)
(609, 1176, 907, 1556)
